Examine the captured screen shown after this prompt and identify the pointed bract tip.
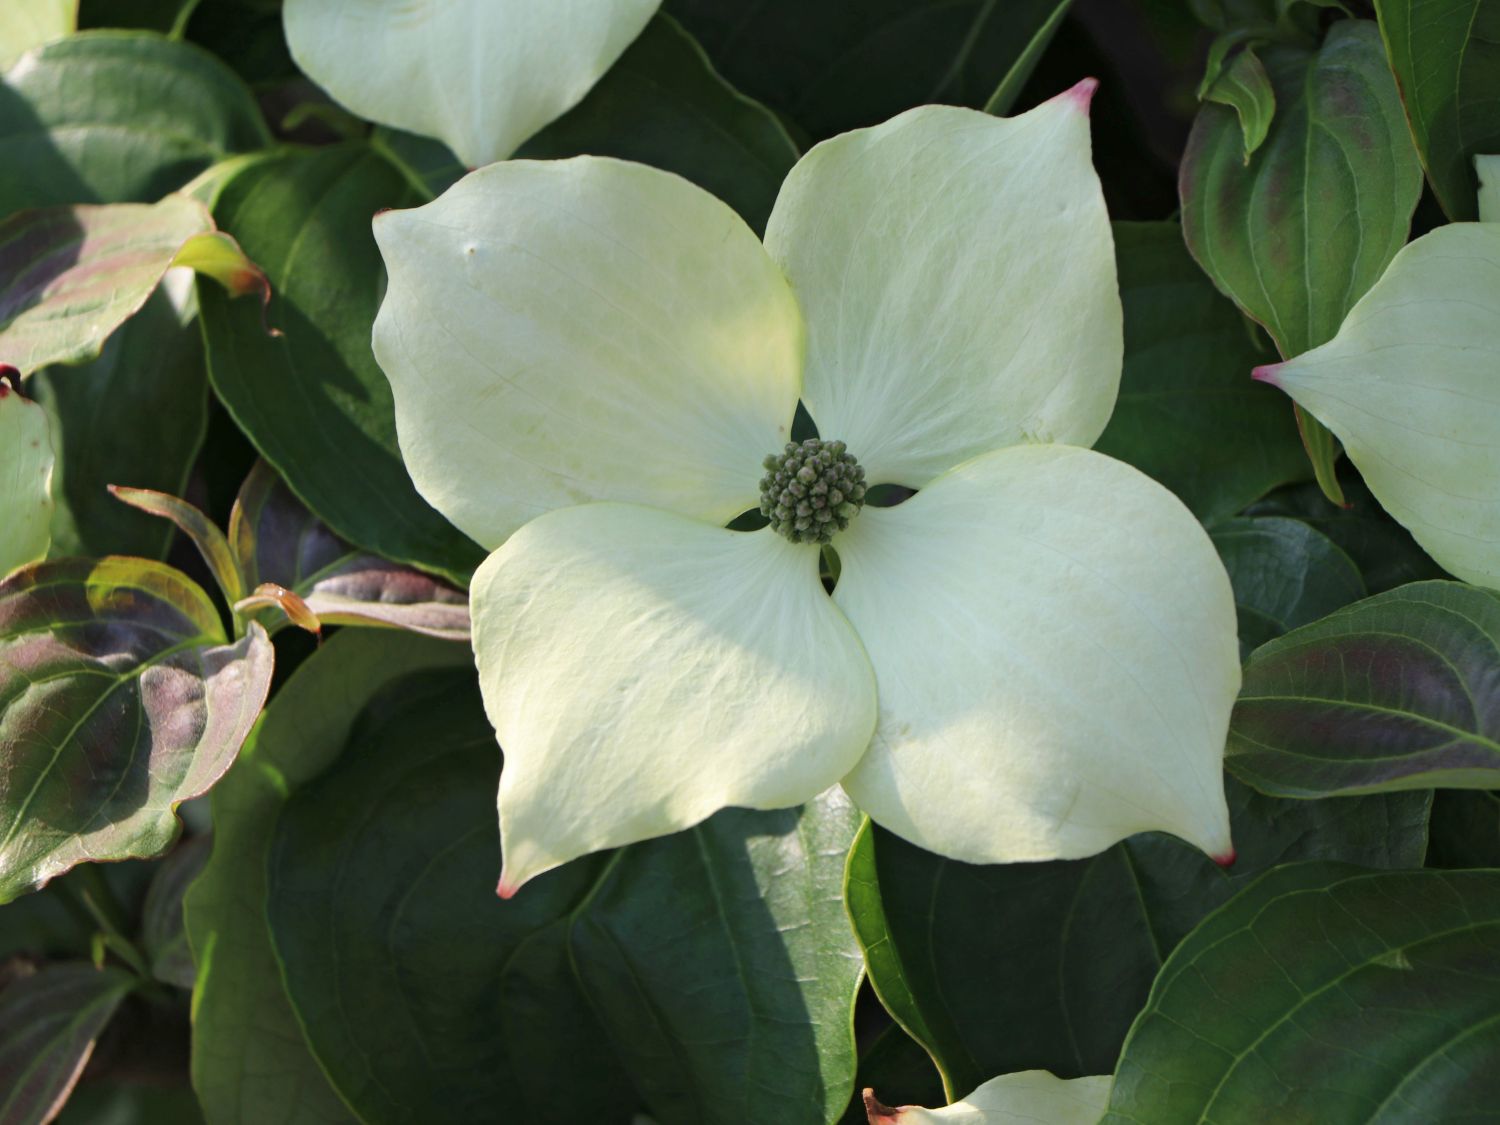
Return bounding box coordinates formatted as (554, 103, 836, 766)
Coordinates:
(863, 1089, 900, 1123)
(1251, 363, 1285, 387)
(1062, 77, 1099, 114)
(1212, 849, 1238, 869)
(495, 876, 519, 900)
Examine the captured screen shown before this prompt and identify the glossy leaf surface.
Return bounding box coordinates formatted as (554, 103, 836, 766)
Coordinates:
(184, 630, 467, 1125)
(1230, 580, 1500, 796)
(1375, 0, 1500, 219)
(1095, 221, 1305, 522)
(228, 460, 468, 640)
(518, 15, 799, 235)
(1105, 865, 1500, 1122)
(267, 669, 864, 1125)
(198, 144, 482, 585)
(845, 782, 1429, 1100)
(0, 963, 134, 1125)
(0, 30, 269, 213)
(0, 557, 272, 901)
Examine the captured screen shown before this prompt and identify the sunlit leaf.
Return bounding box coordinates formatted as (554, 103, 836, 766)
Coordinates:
(0, 557, 272, 901)
(0, 383, 54, 577)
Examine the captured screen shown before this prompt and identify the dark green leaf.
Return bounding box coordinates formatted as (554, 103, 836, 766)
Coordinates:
(140, 836, 209, 990)
(267, 670, 863, 1125)
(0, 31, 269, 214)
(1230, 580, 1500, 796)
(1203, 45, 1276, 158)
(29, 284, 207, 562)
(1210, 515, 1366, 656)
(1095, 221, 1307, 522)
(227, 458, 469, 640)
(1375, 0, 1500, 219)
(1179, 19, 1423, 501)
(0, 963, 135, 1125)
(845, 782, 1429, 1100)
(983, 0, 1074, 116)
(1181, 19, 1422, 356)
(1246, 472, 1449, 594)
(517, 15, 798, 235)
(197, 144, 483, 586)
(183, 629, 469, 1125)
(1105, 865, 1500, 1123)
(666, 0, 1080, 140)
(0, 557, 272, 902)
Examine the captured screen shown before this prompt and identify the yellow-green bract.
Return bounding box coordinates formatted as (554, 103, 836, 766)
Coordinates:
(0, 387, 53, 577)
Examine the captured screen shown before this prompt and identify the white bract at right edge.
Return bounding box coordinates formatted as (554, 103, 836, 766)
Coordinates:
(371, 82, 1241, 895)
(1253, 155, 1500, 590)
(283, 0, 659, 168)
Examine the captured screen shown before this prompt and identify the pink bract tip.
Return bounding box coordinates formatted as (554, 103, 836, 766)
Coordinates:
(1251, 363, 1285, 387)
(1212, 850, 1238, 869)
(862, 1090, 900, 1123)
(495, 877, 519, 900)
(1061, 77, 1099, 114)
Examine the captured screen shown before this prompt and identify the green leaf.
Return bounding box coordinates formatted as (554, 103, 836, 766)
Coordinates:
(845, 782, 1429, 1101)
(183, 629, 471, 1125)
(0, 383, 54, 577)
(1246, 473, 1449, 594)
(0, 557, 273, 902)
(0, 194, 265, 377)
(197, 144, 483, 586)
(1104, 865, 1500, 1123)
(1203, 45, 1276, 158)
(109, 485, 241, 606)
(140, 835, 209, 990)
(29, 283, 207, 562)
(1230, 580, 1500, 796)
(1094, 221, 1306, 522)
(982, 0, 1074, 116)
(1179, 19, 1423, 501)
(1209, 515, 1366, 656)
(0, 963, 135, 1125)
(227, 460, 469, 640)
(1375, 0, 1500, 219)
(266, 669, 863, 1125)
(837, 1025, 945, 1125)
(0, 0, 75, 70)
(666, 0, 1081, 140)
(0, 31, 270, 214)
(1181, 19, 1422, 353)
(515, 15, 798, 235)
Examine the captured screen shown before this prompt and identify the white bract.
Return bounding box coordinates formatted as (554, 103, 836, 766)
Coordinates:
(865, 1070, 1110, 1124)
(283, 0, 659, 168)
(1254, 187, 1500, 589)
(0, 384, 54, 577)
(373, 84, 1241, 894)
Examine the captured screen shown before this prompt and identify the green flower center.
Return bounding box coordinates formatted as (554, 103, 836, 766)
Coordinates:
(758, 438, 867, 544)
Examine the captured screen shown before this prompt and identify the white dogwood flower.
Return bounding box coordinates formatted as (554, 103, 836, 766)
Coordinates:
(283, 0, 659, 168)
(372, 83, 1241, 894)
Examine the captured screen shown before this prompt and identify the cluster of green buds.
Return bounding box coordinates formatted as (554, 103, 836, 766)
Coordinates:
(759, 438, 868, 544)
